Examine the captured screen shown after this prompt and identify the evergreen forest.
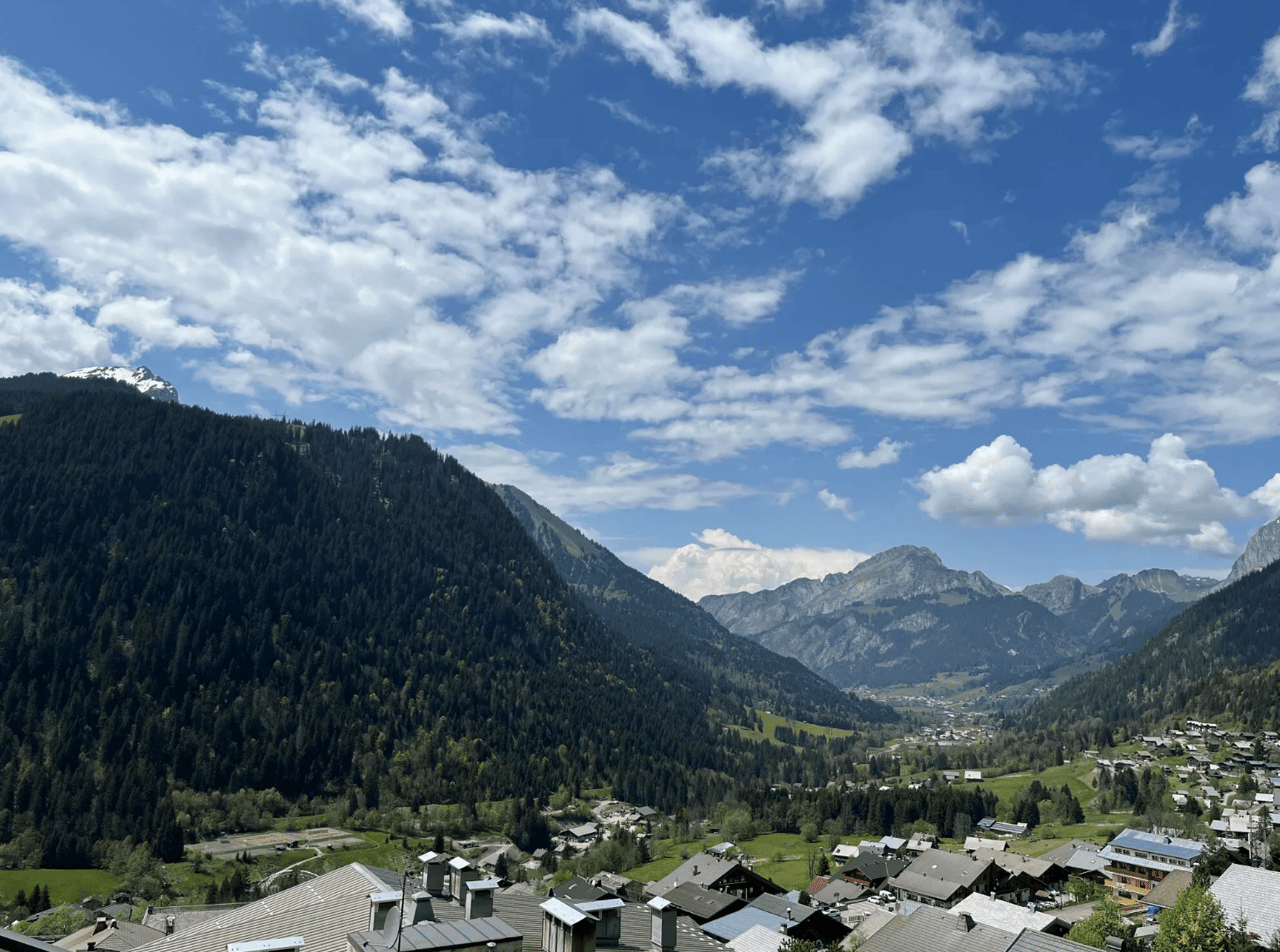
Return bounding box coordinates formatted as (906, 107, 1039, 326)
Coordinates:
(0, 384, 880, 866)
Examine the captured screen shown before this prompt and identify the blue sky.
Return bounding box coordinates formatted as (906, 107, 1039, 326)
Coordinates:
(4, 0, 1280, 598)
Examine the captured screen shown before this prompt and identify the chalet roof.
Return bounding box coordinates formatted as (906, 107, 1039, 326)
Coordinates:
(540, 899, 592, 928)
(350, 916, 521, 952)
(724, 925, 785, 952)
(646, 853, 778, 899)
(1, 930, 61, 952)
(1209, 865, 1280, 942)
(653, 883, 744, 923)
(858, 904, 1014, 952)
(949, 896, 1056, 934)
(898, 851, 994, 890)
(549, 878, 607, 905)
(56, 919, 165, 952)
(1004, 932, 1096, 952)
(964, 838, 1005, 853)
(1098, 829, 1202, 870)
(132, 864, 405, 952)
(1142, 870, 1192, 910)
(811, 881, 867, 906)
(1035, 841, 1097, 867)
(699, 909, 790, 943)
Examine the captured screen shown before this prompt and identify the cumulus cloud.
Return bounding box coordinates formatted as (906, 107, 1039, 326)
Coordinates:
(446, 444, 754, 514)
(1132, 0, 1197, 59)
(0, 279, 113, 376)
(577, 0, 1089, 212)
(838, 437, 906, 469)
(645, 528, 871, 600)
(916, 434, 1275, 554)
(0, 52, 686, 435)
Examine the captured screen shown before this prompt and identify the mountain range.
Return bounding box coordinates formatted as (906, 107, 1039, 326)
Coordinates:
(698, 546, 1227, 691)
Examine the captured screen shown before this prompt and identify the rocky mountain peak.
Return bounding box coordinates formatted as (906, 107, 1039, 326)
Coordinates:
(1020, 575, 1103, 615)
(1217, 517, 1280, 590)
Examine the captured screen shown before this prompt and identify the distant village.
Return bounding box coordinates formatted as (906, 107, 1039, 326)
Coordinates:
(7, 715, 1280, 952)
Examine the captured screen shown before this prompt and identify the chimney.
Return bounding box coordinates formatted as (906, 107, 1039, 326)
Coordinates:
(419, 852, 448, 897)
(408, 891, 434, 925)
(648, 897, 677, 952)
(165, 917, 176, 936)
(955, 913, 974, 932)
(466, 880, 499, 920)
(368, 891, 401, 932)
(94, 913, 109, 934)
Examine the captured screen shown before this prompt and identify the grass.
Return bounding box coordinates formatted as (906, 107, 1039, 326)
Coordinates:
(754, 710, 857, 743)
(295, 832, 426, 876)
(0, 414, 20, 427)
(0, 869, 121, 905)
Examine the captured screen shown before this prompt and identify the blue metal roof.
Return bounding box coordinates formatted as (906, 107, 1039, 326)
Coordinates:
(1107, 829, 1202, 861)
(700, 908, 788, 942)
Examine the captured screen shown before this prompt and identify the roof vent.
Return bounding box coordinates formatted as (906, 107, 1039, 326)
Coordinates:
(956, 913, 974, 933)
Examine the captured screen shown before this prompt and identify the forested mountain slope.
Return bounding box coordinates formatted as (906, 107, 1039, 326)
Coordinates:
(1021, 557, 1280, 739)
(493, 484, 895, 728)
(0, 388, 738, 865)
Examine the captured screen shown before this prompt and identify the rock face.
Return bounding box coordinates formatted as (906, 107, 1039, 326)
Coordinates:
(1020, 576, 1104, 615)
(700, 545, 1010, 638)
(60, 366, 179, 402)
(1217, 517, 1280, 590)
(699, 547, 1216, 691)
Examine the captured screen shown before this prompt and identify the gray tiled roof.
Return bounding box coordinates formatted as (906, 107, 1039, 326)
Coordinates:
(1005, 930, 1096, 952)
(949, 896, 1055, 934)
(132, 864, 401, 952)
(859, 904, 1015, 952)
(56, 920, 165, 952)
(1209, 865, 1280, 941)
(724, 925, 785, 952)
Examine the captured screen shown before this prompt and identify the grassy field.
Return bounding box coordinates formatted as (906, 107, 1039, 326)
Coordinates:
(296, 832, 425, 876)
(624, 829, 831, 892)
(754, 710, 857, 743)
(0, 869, 120, 905)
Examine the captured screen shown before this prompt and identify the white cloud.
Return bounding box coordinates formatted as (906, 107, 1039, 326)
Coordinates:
(1020, 29, 1106, 54)
(1105, 114, 1206, 163)
(446, 443, 754, 514)
(0, 279, 113, 376)
(528, 311, 694, 423)
(950, 220, 970, 244)
(437, 12, 552, 44)
(1243, 31, 1280, 151)
(1132, 0, 1197, 59)
(0, 52, 686, 435)
(631, 397, 851, 460)
(1251, 474, 1280, 515)
(289, 0, 413, 38)
(579, 0, 1088, 212)
(818, 488, 855, 520)
(570, 8, 689, 84)
(645, 528, 871, 600)
(916, 434, 1274, 554)
(96, 297, 220, 354)
(589, 97, 673, 133)
(838, 437, 906, 469)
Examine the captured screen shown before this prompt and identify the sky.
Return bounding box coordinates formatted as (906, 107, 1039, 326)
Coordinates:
(4, 0, 1280, 599)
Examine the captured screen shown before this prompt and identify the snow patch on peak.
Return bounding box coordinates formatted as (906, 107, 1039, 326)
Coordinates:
(60, 366, 179, 403)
